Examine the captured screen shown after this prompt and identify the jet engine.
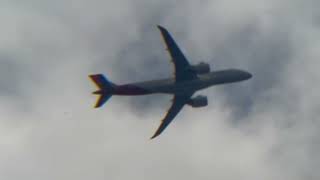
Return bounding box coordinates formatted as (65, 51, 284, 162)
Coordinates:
(187, 95, 208, 108)
(189, 62, 210, 74)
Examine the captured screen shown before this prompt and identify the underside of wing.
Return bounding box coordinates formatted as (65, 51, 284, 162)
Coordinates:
(150, 93, 192, 139)
(158, 25, 197, 82)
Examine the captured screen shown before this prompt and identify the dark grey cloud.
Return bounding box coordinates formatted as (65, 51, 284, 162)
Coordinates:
(213, 19, 293, 119)
(1, 0, 320, 179)
(0, 55, 23, 96)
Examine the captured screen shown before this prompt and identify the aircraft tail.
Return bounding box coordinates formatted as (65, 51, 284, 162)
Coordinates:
(89, 74, 116, 108)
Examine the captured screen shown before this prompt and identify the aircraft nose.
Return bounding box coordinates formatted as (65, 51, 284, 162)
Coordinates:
(243, 71, 252, 80)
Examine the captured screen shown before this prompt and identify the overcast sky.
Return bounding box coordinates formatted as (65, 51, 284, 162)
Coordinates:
(0, 0, 320, 179)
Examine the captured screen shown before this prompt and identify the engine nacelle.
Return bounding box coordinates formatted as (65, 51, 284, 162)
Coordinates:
(187, 95, 208, 108)
(189, 62, 210, 74)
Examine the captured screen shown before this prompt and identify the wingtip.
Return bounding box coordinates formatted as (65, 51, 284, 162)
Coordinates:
(150, 133, 159, 140)
(150, 125, 163, 139)
(150, 127, 162, 139)
(157, 25, 166, 31)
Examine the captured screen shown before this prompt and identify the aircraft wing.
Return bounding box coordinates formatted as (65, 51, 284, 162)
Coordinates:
(151, 93, 193, 139)
(158, 25, 197, 82)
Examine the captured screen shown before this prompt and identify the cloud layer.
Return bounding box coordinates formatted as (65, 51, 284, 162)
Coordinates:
(1, 0, 320, 179)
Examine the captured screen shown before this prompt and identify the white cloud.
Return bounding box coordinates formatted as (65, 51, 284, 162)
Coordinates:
(0, 0, 319, 179)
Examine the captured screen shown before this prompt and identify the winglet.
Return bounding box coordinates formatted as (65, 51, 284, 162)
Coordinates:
(157, 25, 169, 37)
(157, 25, 165, 31)
(150, 126, 162, 139)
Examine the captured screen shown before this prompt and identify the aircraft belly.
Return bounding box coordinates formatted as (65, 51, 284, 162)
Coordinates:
(142, 83, 178, 94)
(132, 78, 176, 94)
(133, 79, 202, 94)
(159, 80, 203, 94)
(130, 75, 231, 95)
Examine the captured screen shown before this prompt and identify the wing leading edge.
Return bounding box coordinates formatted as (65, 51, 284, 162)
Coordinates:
(157, 25, 197, 82)
(151, 93, 193, 139)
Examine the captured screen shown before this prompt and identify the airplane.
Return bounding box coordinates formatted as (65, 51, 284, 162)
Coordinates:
(89, 25, 252, 139)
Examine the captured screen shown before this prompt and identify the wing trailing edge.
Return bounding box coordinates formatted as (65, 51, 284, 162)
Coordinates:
(151, 93, 193, 139)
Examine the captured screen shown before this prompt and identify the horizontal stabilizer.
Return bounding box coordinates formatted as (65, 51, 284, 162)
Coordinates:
(94, 94, 112, 108)
(89, 74, 115, 108)
(89, 74, 115, 91)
